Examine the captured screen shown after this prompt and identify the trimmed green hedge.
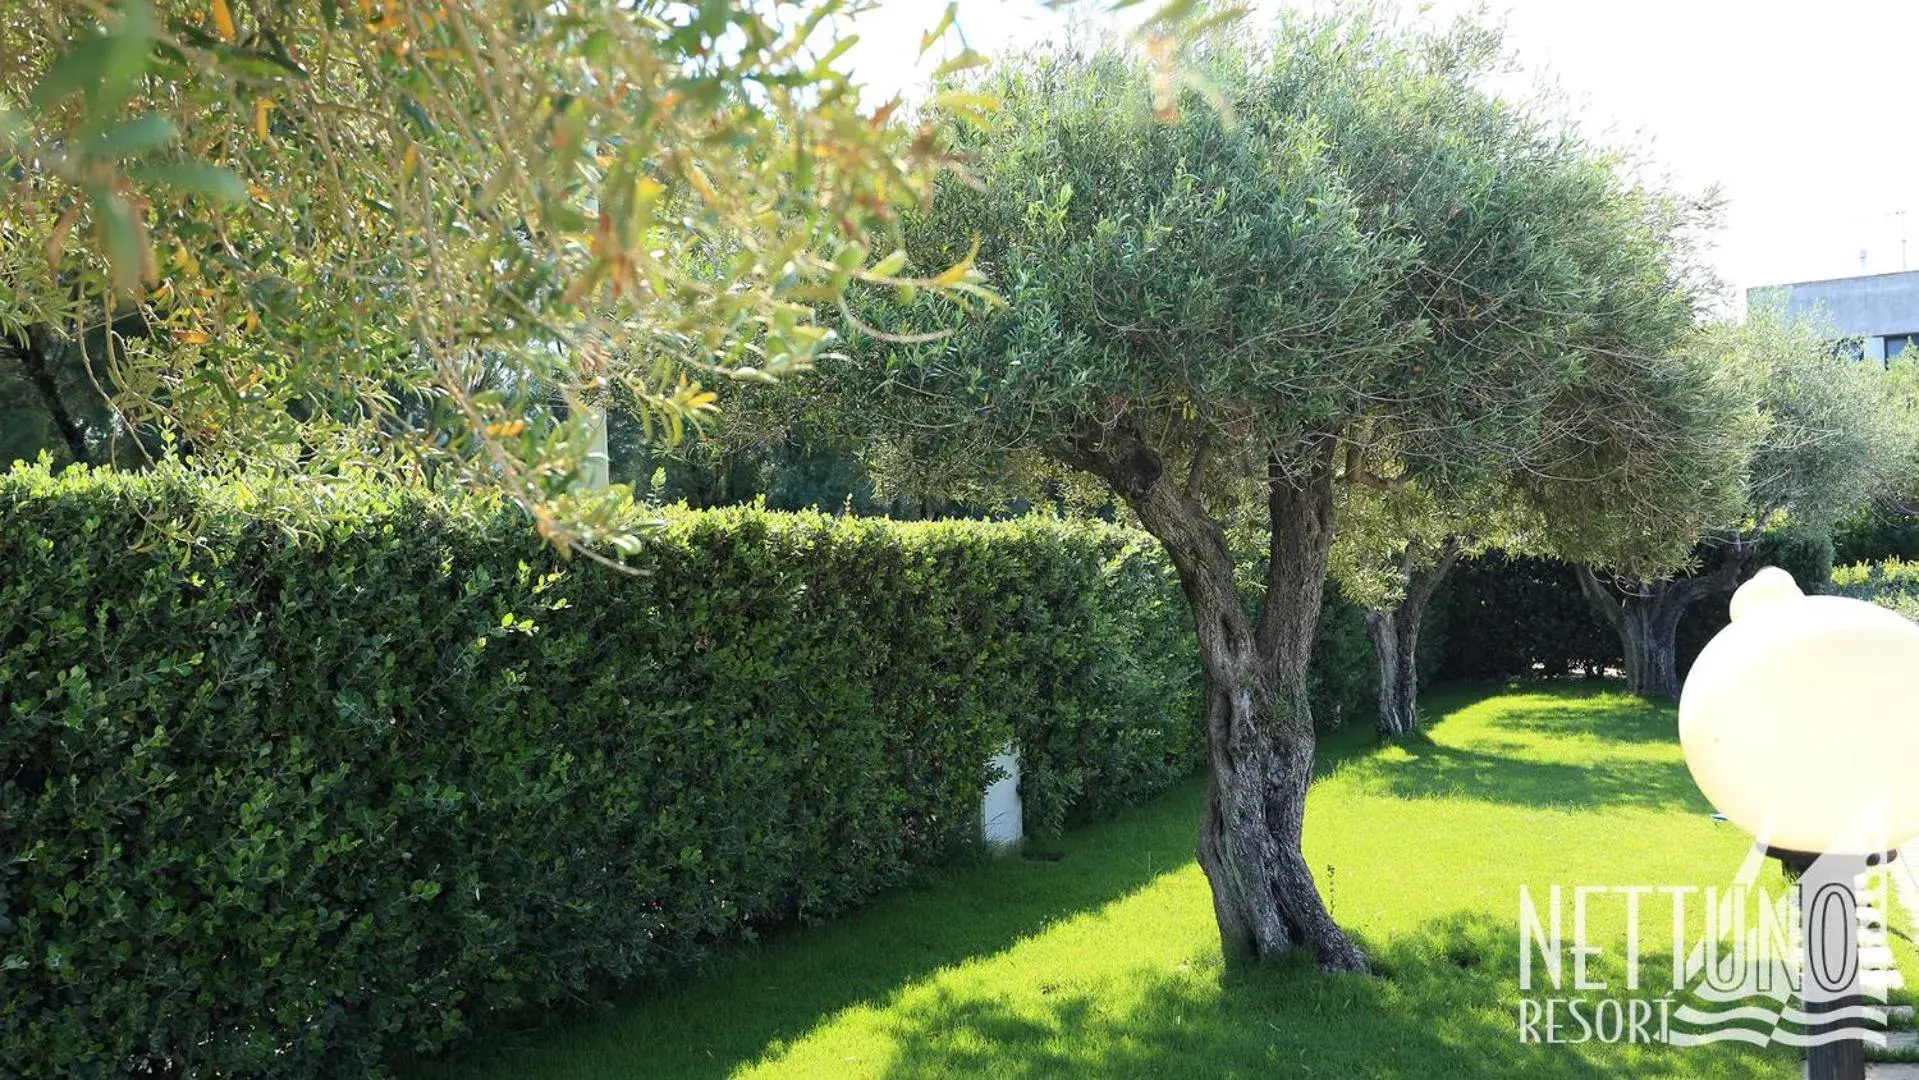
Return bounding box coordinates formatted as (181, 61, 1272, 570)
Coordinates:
(1833, 506, 1919, 566)
(0, 464, 1205, 1078)
(1437, 533, 1835, 682)
(1434, 554, 1616, 681)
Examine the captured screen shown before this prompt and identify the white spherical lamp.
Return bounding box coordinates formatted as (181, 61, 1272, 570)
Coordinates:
(1679, 567, 1919, 857)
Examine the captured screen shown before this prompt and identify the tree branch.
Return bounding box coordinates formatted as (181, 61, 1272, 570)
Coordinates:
(1349, 465, 1408, 490)
(1398, 536, 1423, 581)
(1574, 563, 1627, 635)
(1064, 424, 1241, 621)
(1185, 436, 1213, 499)
(1664, 539, 1753, 607)
(1342, 439, 1406, 489)
(1403, 535, 1464, 614)
(1256, 441, 1338, 676)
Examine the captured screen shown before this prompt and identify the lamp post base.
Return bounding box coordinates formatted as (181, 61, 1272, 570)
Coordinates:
(1803, 1037, 1864, 1080)
(1769, 849, 1893, 1080)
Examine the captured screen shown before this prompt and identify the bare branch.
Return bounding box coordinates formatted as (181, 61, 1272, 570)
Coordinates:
(1185, 436, 1214, 498)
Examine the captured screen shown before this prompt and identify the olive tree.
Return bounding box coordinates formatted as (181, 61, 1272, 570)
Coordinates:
(1335, 467, 1708, 740)
(1331, 483, 1510, 740)
(1358, 534, 1461, 740)
(1576, 313, 1911, 699)
(821, 20, 1747, 970)
(1, 1, 1231, 548)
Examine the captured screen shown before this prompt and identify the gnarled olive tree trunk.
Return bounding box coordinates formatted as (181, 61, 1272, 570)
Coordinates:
(1071, 431, 1365, 972)
(1573, 544, 1749, 700)
(1363, 537, 1463, 739)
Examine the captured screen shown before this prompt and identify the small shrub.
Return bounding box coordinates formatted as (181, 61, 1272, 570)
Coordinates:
(1831, 558, 1919, 622)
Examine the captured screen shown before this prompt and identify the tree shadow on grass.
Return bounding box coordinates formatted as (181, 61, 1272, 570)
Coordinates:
(874, 913, 1789, 1080)
(406, 683, 1718, 1079)
(1321, 681, 1708, 813)
(1467, 686, 1682, 748)
(1337, 740, 1706, 813)
(402, 777, 1212, 1080)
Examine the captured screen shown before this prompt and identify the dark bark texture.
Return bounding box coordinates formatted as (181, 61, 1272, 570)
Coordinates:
(1364, 537, 1462, 739)
(10, 327, 93, 465)
(7, 313, 150, 467)
(1068, 430, 1365, 972)
(1574, 543, 1750, 700)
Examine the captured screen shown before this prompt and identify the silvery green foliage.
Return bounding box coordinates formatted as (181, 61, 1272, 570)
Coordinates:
(833, 14, 1749, 576)
(1723, 310, 1910, 533)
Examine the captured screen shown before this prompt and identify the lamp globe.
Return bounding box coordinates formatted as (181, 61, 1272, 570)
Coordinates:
(1679, 566, 1919, 856)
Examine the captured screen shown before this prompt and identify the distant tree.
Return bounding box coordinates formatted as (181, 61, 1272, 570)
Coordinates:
(1331, 484, 1508, 740)
(1335, 464, 1721, 740)
(1830, 362, 1919, 566)
(609, 421, 893, 515)
(1358, 535, 1460, 738)
(817, 20, 1747, 969)
(1576, 313, 1912, 698)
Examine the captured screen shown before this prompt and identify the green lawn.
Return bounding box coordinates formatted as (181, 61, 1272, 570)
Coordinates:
(411, 683, 1909, 1078)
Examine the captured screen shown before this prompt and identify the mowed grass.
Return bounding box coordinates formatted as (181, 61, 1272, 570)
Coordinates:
(411, 683, 1910, 1079)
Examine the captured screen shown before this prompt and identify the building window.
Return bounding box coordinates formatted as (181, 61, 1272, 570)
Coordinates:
(1832, 337, 1866, 364)
(1885, 333, 1919, 363)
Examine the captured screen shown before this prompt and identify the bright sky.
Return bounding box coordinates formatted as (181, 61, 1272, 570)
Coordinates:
(839, 0, 1919, 301)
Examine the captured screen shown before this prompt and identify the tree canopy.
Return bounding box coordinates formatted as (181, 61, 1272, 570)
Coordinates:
(0, 0, 1082, 549)
(1728, 313, 1910, 533)
(831, 18, 1747, 573)
(1577, 310, 1915, 697)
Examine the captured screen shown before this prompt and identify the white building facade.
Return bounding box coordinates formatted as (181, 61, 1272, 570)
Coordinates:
(1748, 270, 1919, 367)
